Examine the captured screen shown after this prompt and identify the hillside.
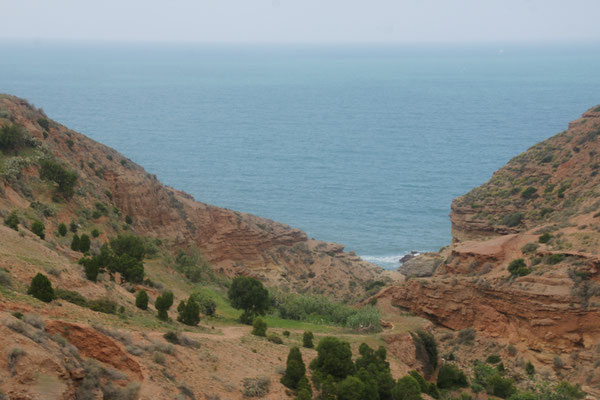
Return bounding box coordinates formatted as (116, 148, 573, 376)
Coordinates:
(0, 94, 397, 301)
(384, 106, 600, 396)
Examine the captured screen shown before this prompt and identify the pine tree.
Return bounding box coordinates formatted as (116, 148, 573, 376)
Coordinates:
(178, 296, 200, 326)
(155, 291, 174, 321)
(79, 234, 91, 253)
(70, 234, 80, 251)
(281, 346, 306, 389)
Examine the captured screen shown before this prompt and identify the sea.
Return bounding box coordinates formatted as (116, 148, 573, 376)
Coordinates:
(1, 41, 599, 269)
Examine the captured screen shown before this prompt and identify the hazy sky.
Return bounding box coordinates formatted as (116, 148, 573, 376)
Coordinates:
(2, 0, 600, 43)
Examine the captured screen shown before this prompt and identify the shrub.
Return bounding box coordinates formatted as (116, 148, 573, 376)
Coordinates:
(88, 298, 117, 314)
(54, 288, 88, 307)
(553, 356, 564, 369)
(28, 273, 54, 302)
(296, 376, 312, 400)
(392, 375, 422, 400)
(268, 334, 283, 344)
(521, 187, 537, 200)
(0, 124, 26, 152)
(152, 352, 166, 365)
(539, 233, 553, 243)
(0, 270, 12, 287)
(125, 215, 133, 224)
(251, 317, 267, 337)
(228, 276, 269, 324)
(310, 336, 355, 381)
(486, 354, 501, 364)
(136, 290, 148, 310)
(521, 243, 538, 254)
(437, 363, 468, 389)
(39, 159, 77, 198)
(283, 330, 290, 337)
(71, 234, 80, 251)
(501, 212, 523, 227)
(80, 257, 99, 282)
(508, 259, 531, 276)
(525, 361, 535, 376)
(303, 331, 314, 348)
(177, 296, 200, 326)
(58, 223, 67, 236)
(37, 118, 49, 131)
(190, 291, 217, 317)
(7, 347, 26, 376)
(547, 253, 565, 265)
(163, 331, 179, 344)
(155, 291, 174, 321)
(346, 305, 382, 333)
(486, 374, 515, 398)
(175, 248, 212, 283)
(91, 228, 100, 238)
(30, 220, 45, 239)
(281, 346, 306, 389)
(242, 376, 270, 398)
(4, 211, 19, 231)
(69, 221, 78, 233)
(79, 234, 91, 253)
(457, 328, 476, 344)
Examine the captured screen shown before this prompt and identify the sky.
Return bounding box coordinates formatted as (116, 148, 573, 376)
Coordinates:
(1, 0, 600, 44)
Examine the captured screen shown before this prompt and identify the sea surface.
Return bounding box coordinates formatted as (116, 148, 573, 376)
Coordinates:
(1, 42, 600, 269)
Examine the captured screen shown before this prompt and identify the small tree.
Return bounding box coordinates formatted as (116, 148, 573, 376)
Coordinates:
(125, 215, 133, 224)
(28, 273, 54, 302)
(69, 221, 78, 233)
(31, 221, 45, 239)
(178, 296, 200, 326)
(136, 290, 149, 310)
(4, 211, 19, 231)
(228, 276, 269, 324)
(58, 223, 67, 236)
(525, 361, 535, 376)
(281, 346, 306, 389)
(252, 316, 267, 337)
(303, 331, 314, 348)
(91, 228, 100, 238)
(155, 291, 174, 321)
(71, 234, 80, 251)
(80, 257, 100, 282)
(310, 337, 355, 381)
(79, 234, 91, 253)
(392, 375, 422, 400)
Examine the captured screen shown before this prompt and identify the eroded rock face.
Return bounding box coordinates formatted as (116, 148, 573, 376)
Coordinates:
(385, 106, 600, 353)
(397, 253, 442, 277)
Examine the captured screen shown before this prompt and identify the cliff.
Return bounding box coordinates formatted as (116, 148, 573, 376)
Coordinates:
(380, 107, 600, 393)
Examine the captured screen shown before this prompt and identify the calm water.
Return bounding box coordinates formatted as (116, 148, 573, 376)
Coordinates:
(1, 42, 599, 268)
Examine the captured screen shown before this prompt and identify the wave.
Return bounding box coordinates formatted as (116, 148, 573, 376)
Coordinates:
(360, 252, 421, 268)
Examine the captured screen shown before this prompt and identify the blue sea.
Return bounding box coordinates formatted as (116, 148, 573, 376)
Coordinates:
(1, 42, 600, 268)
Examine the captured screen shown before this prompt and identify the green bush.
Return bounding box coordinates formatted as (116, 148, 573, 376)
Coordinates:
(0, 124, 26, 152)
(80, 257, 99, 282)
(310, 336, 355, 381)
(177, 296, 200, 326)
(91, 228, 100, 238)
(70, 234, 80, 251)
(303, 331, 314, 348)
(175, 248, 211, 283)
(521, 187, 537, 199)
(190, 292, 216, 317)
(88, 298, 118, 314)
(58, 223, 67, 236)
(501, 212, 523, 227)
(539, 233, 553, 243)
(135, 290, 148, 310)
(37, 118, 49, 131)
(251, 317, 267, 337)
(281, 346, 306, 389)
(486, 354, 501, 364)
(392, 375, 423, 400)
(4, 211, 19, 231)
(437, 363, 468, 389)
(30, 221, 45, 239)
(69, 221, 78, 233)
(125, 215, 133, 224)
(28, 273, 54, 302)
(547, 253, 565, 265)
(508, 259, 531, 276)
(54, 288, 88, 307)
(39, 159, 77, 198)
(228, 276, 269, 324)
(346, 305, 382, 333)
(268, 334, 283, 344)
(283, 330, 290, 337)
(525, 361, 535, 376)
(79, 234, 91, 253)
(457, 327, 476, 344)
(155, 291, 174, 321)
(520, 243, 538, 254)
